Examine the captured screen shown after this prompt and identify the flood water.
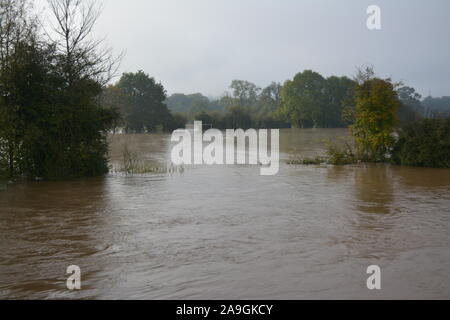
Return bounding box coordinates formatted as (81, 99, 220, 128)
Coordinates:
(1, 129, 449, 300)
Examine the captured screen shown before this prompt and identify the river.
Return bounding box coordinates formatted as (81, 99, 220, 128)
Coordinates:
(1, 128, 449, 299)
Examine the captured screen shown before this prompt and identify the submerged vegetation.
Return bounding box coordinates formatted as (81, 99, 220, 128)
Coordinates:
(391, 118, 450, 168)
(108, 135, 183, 175)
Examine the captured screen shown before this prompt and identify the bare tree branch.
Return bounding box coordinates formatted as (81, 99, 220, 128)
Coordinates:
(45, 0, 122, 86)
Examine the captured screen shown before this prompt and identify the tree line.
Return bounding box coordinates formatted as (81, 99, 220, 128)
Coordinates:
(164, 81, 288, 130)
(103, 78, 289, 132)
(162, 71, 450, 131)
(162, 76, 355, 130)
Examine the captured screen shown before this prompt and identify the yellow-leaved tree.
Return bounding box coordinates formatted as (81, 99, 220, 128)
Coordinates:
(351, 68, 400, 161)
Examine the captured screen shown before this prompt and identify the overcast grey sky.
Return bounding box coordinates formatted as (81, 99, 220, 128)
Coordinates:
(38, 0, 450, 97)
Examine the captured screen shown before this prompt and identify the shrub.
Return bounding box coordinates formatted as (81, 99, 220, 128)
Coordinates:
(326, 142, 358, 165)
(391, 118, 450, 168)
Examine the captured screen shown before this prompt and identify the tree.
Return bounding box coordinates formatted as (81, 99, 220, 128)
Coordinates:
(0, 0, 39, 177)
(324, 76, 356, 127)
(0, 0, 36, 64)
(230, 80, 260, 109)
(116, 71, 171, 133)
(224, 105, 252, 129)
(217, 92, 235, 110)
(101, 84, 128, 133)
(187, 93, 210, 114)
(0, 0, 120, 179)
(46, 0, 121, 86)
(0, 41, 52, 177)
(280, 70, 327, 128)
(194, 111, 214, 126)
(165, 93, 223, 118)
(397, 85, 423, 124)
(165, 93, 191, 113)
(167, 112, 188, 131)
(253, 82, 289, 128)
(259, 82, 282, 113)
(40, 0, 120, 178)
(351, 71, 400, 161)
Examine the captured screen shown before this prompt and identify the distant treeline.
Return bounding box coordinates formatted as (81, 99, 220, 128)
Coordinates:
(165, 81, 288, 129)
(161, 72, 450, 130)
(102, 78, 288, 132)
(104, 70, 450, 133)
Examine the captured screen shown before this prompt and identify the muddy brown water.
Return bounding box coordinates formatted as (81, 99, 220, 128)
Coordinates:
(1, 129, 449, 299)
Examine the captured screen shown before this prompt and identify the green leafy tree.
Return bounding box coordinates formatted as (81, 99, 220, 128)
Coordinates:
(0, 0, 37, 177)
(280, 70, 357, 128)
(392, 118, 450, 168)
(324, 76, 356, 127)
(259, 82, 282, 113)
(280, 70, 327, 128)
(116, 71, 171, 133)
(230, 80, 260, 109)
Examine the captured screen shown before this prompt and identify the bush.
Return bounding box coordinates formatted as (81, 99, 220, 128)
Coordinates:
(391, 118, 450, 168)
(326, 142, 358, 165)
